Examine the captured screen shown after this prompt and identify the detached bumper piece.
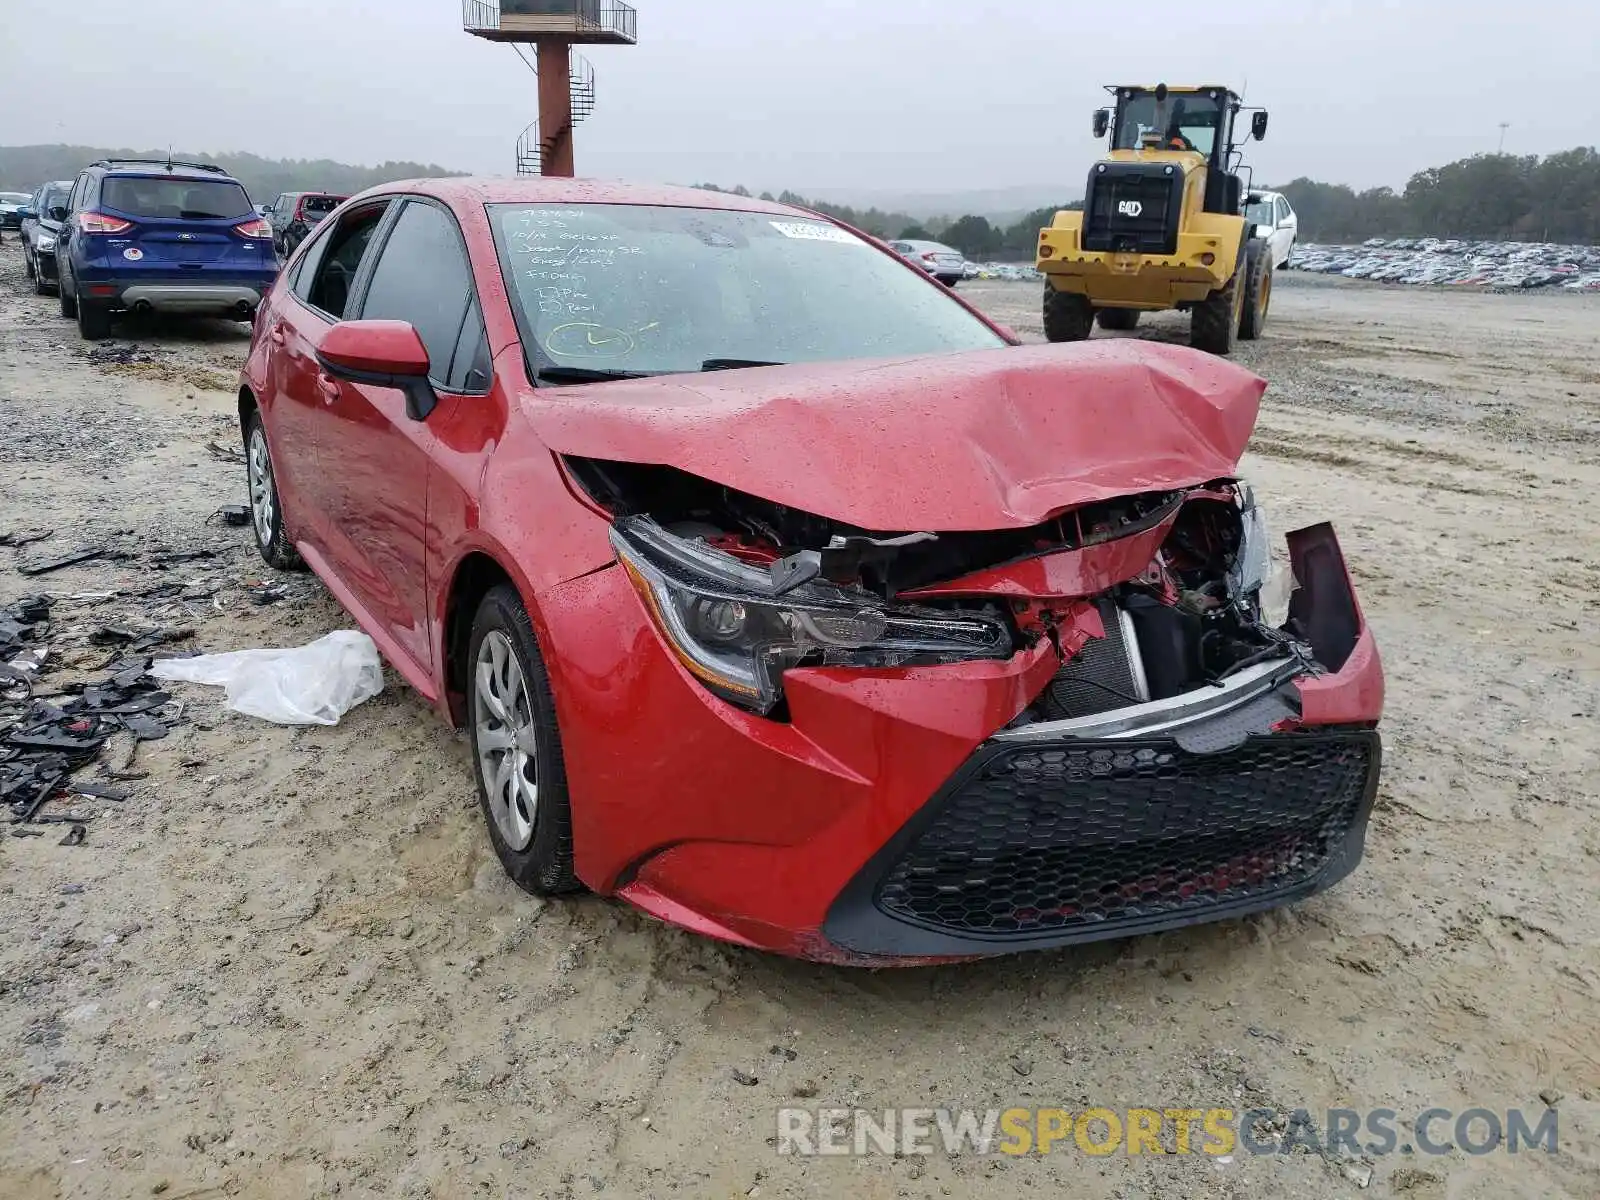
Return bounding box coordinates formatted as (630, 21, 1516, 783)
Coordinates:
(826, 730, 1380, 957)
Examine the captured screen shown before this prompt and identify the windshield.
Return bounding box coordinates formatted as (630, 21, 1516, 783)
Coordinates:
(490, 204, 1006, 376)
(1114, 91, 1224, 155)
(302, 195, 344, 216)
(101, 176, 253, 220)
(0, 192, 29, 204)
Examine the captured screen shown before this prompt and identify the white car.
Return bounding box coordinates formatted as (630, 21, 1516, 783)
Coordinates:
(1245, 191, 1298, 269)
(887, 239, 966, 286)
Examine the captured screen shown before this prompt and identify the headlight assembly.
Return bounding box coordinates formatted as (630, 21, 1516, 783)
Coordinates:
(35, 234, 56, 252)
(611, 517, 1012, 714)
(1228, 481, 1273, 604)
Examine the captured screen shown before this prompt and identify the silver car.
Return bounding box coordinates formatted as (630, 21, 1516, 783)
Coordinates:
(888, 239, 966, 286)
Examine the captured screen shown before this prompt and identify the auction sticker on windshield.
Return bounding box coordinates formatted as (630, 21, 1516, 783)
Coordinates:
(769, 221, 860, 245)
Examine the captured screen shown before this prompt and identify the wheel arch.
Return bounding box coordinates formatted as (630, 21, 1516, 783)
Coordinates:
(238, 384, 258, 439)
(441, 550, 523, 728)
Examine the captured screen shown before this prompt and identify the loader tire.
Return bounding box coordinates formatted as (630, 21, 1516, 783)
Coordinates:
(1042, 286, 1093, 342)
(1238, 239, 1273, 341)
(1096, 308, 1141, 331)
(1190, 251, 1246, 356)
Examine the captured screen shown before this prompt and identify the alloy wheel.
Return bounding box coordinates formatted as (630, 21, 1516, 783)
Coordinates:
(247, 425, 276, 546)
(475, 630, 539, 851)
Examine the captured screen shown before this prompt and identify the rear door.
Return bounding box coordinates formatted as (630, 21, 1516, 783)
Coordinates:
(260, 199, 394, 556)
(313, 196, 491, 679)
(96, 174, 273, 281)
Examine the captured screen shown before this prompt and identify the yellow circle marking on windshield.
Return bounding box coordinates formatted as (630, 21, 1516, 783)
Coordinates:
(545, 322, 636, 359)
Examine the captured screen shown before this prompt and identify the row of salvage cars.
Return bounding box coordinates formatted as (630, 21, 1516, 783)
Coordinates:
(1288, 238, 1600, 291)
(239, 178, 1383, 965)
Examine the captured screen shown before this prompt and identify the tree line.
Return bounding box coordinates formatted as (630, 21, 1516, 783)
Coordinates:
(9, 141, 1595, 250)
(703, 145, 1600, 255)
(0, 145, 461, 206)
(1277, 148, 1600, 244)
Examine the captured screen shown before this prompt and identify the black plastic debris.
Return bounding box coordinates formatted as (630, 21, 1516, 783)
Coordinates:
(218, 506, 251, 527)
(16, 546, 107, 577)
(91, 625, 195, 654)
(0, 529, 53, 548)
(244, 581, 289, 606)
(58, 823, 88, 846)
(3, 657, 176, 824)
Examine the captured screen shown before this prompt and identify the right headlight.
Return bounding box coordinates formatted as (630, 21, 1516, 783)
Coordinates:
(611, 517, 1012, 715)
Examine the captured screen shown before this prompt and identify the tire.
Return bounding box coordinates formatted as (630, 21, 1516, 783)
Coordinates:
(243, 409, 306, 571)
(1042, 285, 1094, 342)
(1096, 307, 1141, 331)
(77, 299, 111, 341)
(1238, 239, 1273, 341)
(467, 584, 581, 896)
(34, 267, 52, 297)
(24, 248, 35, 280)
(1190, 246, 1246, 356)
(59, 271, 77, 318)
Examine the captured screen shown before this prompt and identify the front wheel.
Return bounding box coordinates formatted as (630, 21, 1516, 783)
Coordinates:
(24, 248, 35, 280)
(1042, 285, 1094, 342)
(59, 270, 77, 318)
(467, 584, 582, 896)
(1190, 250, 1246, 355)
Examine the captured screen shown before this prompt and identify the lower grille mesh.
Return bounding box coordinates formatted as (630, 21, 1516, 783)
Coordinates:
(875, 733, 1377, 938)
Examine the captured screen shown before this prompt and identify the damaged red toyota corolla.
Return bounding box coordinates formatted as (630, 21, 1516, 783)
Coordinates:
(240, 179, 1382, 964)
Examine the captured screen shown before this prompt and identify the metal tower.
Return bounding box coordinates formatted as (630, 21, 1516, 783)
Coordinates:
(462, 2, 639, 177)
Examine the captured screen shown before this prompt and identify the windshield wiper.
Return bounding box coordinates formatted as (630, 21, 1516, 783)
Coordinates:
(700, 358, 786, 371)
(534, 365, 656, 385)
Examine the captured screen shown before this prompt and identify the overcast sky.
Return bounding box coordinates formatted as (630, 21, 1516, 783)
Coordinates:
(4, 0, 1596, 206)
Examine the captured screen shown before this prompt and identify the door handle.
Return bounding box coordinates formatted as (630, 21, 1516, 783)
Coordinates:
(316, 374, 342, 404)
(268, 325, 285, 345)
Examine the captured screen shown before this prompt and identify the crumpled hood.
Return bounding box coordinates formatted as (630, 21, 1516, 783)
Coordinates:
(525, 342, 1266, 531)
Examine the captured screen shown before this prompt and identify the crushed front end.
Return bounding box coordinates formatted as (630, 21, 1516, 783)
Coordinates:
(547, 457, 1382, 963)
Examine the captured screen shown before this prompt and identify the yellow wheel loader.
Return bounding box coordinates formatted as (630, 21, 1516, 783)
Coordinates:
(1037, 84, 1274, 356)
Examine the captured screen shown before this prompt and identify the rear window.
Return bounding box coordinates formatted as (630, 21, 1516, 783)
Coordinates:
(101, 176, 253, 220)
(302, 195, 345, 215)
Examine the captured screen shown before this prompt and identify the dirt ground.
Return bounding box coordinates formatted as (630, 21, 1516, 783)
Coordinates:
(2, 241, 1598, 1200)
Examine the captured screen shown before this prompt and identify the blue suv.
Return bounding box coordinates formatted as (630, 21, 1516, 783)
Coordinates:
(55, 158, 278, 340)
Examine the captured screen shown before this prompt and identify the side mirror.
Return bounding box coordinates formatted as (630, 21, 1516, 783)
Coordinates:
(1092, 108, 1110, 139)
(18, 207, 36, 221)
(48, 206, 68, 222)
(316, 320, 437, 420)
(1252, 111, 1269, 141)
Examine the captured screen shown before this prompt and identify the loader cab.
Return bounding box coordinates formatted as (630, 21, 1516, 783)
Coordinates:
(1081, 84, 1264, 254)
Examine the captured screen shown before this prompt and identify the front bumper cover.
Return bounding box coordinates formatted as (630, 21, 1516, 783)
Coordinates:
(544, 521, 1382, 964)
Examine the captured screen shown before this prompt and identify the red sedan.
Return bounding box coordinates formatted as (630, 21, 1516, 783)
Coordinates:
(239, 178, 1383, 964)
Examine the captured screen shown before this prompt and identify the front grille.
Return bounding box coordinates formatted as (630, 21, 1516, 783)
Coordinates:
(874, 733, 1377, 939)
(1082, 166, 1183, 255)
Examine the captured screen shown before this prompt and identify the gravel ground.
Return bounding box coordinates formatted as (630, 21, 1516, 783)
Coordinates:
(2, 242, 1599, 1200)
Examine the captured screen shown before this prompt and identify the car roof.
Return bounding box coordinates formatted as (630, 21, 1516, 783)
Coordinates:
(341, 176, 809, 218)
(92, 161, 239, 182)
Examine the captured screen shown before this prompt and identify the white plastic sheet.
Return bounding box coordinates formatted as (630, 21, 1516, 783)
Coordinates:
(151, 631, 384, 726)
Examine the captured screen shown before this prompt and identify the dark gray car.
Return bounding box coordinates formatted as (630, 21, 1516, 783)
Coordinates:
(20, 180, 72, 294)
